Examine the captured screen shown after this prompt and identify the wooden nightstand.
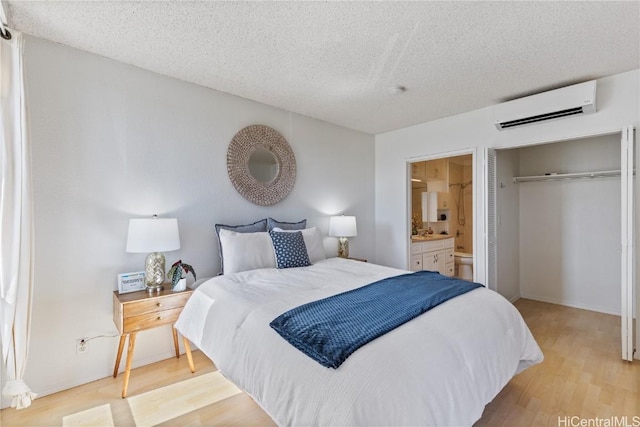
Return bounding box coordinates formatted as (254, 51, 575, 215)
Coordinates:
(112, 288, 195, 398)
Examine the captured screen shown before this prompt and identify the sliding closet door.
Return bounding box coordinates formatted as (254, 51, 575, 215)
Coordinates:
(621, 125, 635, 361)
(485, 148, 497, 291)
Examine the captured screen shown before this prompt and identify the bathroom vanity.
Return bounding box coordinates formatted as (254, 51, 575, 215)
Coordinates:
(410, 235, 455, 276)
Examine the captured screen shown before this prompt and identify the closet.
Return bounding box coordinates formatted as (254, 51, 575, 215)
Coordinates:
(490, 127, 636, 361)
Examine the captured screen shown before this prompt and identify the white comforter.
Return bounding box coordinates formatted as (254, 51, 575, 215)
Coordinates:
(175, 258, 543, 426)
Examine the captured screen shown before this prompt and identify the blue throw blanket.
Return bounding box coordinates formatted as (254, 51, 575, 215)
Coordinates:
(269, 270, 482, 368)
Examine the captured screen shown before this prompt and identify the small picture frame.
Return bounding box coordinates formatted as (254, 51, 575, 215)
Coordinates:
(117, 271, 146, 294)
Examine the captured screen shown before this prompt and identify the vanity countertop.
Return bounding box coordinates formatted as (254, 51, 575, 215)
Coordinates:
(411, 234, 453, 242)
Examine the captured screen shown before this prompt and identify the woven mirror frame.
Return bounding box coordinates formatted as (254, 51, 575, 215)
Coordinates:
(227, 125, 297, 206)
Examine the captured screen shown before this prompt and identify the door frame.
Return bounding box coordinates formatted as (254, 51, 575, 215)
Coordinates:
(621, 125, 635, 361)
(406, 147, 478, 280)
(485, 126, 636, 361)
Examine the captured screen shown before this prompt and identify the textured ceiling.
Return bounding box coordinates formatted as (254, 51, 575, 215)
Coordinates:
(5, 1, 640, 134)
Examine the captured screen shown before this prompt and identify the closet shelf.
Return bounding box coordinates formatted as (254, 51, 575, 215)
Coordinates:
(513, 170, 624, 184)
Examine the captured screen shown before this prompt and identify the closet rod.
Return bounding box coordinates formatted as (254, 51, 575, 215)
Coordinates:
(513, 170, 627, 183)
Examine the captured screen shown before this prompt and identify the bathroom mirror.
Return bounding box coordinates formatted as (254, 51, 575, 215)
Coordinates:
(227, 125, 296, 206)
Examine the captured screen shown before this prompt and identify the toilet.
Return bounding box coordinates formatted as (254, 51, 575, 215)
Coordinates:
(454, 252, 473, 281)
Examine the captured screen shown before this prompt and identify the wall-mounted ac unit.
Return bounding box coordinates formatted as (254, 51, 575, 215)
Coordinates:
(494, 80, 596, 131)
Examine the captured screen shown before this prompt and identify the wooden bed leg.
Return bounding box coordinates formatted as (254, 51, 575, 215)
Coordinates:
(183, 336, 195, 373)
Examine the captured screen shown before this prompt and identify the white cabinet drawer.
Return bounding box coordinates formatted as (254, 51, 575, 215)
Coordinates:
(410, 242, 424, 255)
(443, 238, 454, 249)
(423, 240, 444, 251)
(410, 254, 423, 271)
(444, 263, 455, 277)
(445, 248, 454, 263)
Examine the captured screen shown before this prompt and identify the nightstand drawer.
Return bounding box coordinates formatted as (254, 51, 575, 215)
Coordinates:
(123, 292, 190, 317)
(123, 307, 183, 332)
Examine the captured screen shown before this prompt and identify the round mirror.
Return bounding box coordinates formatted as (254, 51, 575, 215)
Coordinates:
(227, 125, 296, 206)
(248, 147, 279, 183)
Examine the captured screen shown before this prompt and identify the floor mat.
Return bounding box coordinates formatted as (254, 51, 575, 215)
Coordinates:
(127, 371, 241, 426)
(62, 403, 114, 427)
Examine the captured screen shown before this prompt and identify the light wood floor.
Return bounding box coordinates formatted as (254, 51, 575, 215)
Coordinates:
(2, 299, 638, 426)
(476, 299, 639, 426)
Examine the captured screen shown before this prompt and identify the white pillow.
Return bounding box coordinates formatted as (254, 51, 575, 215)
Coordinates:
(218, 229, 276, 274)
(272, 227, 326, 263)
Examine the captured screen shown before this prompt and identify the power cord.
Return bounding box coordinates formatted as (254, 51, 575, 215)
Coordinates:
(80, 333, 120, 345)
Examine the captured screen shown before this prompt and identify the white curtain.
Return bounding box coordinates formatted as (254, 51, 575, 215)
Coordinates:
(0, 25, 37, 409)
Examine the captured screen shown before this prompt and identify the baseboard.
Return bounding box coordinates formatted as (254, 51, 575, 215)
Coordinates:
(519, 294, 621, 316)
(1, 347, 199, 410)
(509, 294, 521, 303)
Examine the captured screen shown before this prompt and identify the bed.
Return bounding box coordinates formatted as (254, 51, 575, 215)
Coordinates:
(175, 255, 543, 426)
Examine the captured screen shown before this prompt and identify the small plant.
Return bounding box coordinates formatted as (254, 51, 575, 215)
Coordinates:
(411, 213, 421, 235)
(168, 260, 196, 288)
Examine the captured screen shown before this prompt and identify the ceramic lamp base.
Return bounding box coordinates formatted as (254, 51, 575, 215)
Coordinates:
(337, 237, 349, 258)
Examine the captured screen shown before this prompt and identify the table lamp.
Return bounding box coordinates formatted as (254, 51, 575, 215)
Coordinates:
(126, 215, 180, 293)
(329, 215, 357, 258)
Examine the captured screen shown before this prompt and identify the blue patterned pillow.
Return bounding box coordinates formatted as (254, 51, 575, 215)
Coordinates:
(267, 217, 307, 231)
(269, 231, 311, 269)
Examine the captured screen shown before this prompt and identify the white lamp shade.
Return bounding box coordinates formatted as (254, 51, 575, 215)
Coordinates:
(126, 218, 181, 253)
(328, 215, 357, 237)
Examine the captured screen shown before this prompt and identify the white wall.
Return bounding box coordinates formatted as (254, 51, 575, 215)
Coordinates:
(495, 149, 520, 302)
(17, 36, 374, 401)
(374, 69, 639, 279)
(375, 69, 639, 359)
(517, 135, 621, 315)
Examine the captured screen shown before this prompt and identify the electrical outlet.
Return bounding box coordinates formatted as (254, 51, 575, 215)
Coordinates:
(77, 338, 88, 354)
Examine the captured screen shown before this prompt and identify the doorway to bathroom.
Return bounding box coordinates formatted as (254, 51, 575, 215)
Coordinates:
(487, 127, 636, 361)
(408, 153, 474, 281)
